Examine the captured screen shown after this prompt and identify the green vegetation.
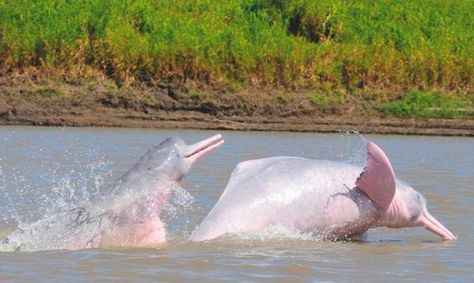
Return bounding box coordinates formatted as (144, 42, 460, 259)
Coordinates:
(307, 92, 345, 113)
(0, 0, 473, 117)
(381, 91, 469, 118)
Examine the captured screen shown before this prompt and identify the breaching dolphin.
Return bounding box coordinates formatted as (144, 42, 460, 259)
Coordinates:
(190, 141, 455, 242)
(1, 134, 223, 251)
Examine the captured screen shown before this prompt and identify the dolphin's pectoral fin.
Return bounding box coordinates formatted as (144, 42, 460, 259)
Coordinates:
(355, 141, 396, 210)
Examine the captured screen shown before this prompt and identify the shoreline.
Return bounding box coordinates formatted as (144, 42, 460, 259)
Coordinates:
(0, 0, 472, 137)
(1, 111, 472, 137)
(1, 83, 472, 137)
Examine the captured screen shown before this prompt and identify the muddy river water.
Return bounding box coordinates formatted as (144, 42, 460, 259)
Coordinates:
(0, 126, 472, 281)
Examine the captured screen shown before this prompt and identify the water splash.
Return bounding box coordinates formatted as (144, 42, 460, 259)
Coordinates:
(0, 153, 196, 251)
(162, 186, 197, 240)
(230, 224, 317, 242)
(1, 130, 371, 251)
(0, 156, 115, 251)
(310, 131, 366, 167)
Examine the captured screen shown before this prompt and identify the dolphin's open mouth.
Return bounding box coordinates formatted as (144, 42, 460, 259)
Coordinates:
(184, 134, 224, 163)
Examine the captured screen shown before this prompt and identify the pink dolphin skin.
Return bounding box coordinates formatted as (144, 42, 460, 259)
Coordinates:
(1, 134, 224, 251)
(190, 141, 455, 242)
(98, 134, 224, 248)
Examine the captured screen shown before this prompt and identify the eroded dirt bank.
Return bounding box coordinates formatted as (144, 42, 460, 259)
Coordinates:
(0, 83, 472, 136)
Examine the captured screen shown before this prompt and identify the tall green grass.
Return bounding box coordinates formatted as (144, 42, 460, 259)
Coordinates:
(0, 0, 473, 94)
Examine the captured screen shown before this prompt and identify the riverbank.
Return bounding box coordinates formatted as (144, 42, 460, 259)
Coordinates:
(1, 1, 473, 94)
(1, 82, 472, 136)
(1, 0, 473, 135)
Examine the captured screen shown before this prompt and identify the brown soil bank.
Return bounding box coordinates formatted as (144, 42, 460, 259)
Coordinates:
(0, 81, 473, 136)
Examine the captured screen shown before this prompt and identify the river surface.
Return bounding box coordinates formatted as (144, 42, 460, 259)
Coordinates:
(0, 126, 472, 281)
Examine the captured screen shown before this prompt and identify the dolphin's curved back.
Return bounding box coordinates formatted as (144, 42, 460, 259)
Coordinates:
(190, 157, 367, 241)
(191, 140, 455, 242)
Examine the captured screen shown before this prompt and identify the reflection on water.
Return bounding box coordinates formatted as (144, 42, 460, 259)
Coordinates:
(0, 126, 473, 281)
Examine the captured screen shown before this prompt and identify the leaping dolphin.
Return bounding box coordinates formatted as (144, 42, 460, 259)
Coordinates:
(190, 141, 455, 242)
(2, 134, 224, 251)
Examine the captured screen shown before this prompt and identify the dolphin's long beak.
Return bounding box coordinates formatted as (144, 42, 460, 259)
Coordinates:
(419, 209, 456, 240)
(184, 134, 224, 164)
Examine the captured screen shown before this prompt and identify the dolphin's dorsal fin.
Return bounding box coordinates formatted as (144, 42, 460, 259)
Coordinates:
(355, 141, 396, 210)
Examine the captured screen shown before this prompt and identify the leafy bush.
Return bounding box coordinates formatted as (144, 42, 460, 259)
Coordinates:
(0, 0, 472, 93)
(381, 91, 468, 118)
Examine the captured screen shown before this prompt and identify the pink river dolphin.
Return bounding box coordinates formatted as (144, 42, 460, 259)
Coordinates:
(1, 134, 223, 251)
(190, 141, 456, 242)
